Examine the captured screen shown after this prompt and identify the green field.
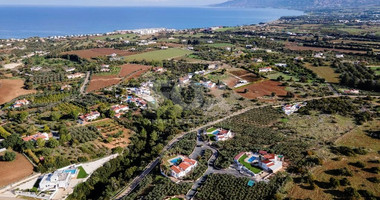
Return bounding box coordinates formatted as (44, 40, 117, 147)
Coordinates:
(238, 154, 262, 174)
(77, 166, 89, 179)
(304, 64, 340, 83)
(124, 48, 192, 61)
(367, 66, 380, 75)
(214, 27, 236, 32)
(205, 43, 233, 48)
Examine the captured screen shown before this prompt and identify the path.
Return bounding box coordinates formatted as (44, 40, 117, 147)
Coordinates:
(80, 71, 90, 95)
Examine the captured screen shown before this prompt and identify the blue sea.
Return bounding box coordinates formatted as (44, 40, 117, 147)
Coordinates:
(0, 6, 303, 39)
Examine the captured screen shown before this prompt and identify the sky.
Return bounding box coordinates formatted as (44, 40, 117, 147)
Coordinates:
(0, 0, 226, 6)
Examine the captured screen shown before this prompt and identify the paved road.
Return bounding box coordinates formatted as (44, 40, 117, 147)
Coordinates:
(113, 94, 378, 200)
(79, 71, 90, 95)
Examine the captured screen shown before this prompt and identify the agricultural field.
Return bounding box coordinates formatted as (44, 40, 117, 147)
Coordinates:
(205, 43, 233, 48)
(86, 64, 150, 92)
(62, 48, 135, 59)
(235, 80, 288, 99)
(287, 120, 380, 199)
(304, 63, 340, 83)
(123, 48, 192, 61)
(284, 42, 367, 54)
(92, 119, 132, 149)
(0, 152, 34, 187)
(0, 79, 36, 105)
(223, 68, 260, 88)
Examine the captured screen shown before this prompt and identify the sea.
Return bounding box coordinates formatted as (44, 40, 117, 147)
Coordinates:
(0, 6, 304, 39)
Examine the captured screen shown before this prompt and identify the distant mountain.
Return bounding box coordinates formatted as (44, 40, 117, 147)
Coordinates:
(213, 0, 380, 10)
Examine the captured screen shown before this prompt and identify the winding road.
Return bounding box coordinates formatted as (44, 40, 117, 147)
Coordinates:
(79, 71, 90, 95)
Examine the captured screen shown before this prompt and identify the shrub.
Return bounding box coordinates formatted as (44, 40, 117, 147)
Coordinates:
(2, 151, 16, 161)
(349, 161, 365, 168)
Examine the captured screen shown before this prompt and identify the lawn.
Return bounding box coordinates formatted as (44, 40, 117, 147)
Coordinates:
(206, 127, 217, 133)
(124, 48, 192, 61)
(238, 154, 262, 174)
(304, 63, 340, 83)
(77, 166, 89, 179)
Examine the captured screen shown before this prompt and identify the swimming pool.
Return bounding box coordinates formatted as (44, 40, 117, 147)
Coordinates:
(248, 156, 256, 162)
(212, 130, 220, 135)
(170, 158, 182, 164)
(64, 169, 77, 174)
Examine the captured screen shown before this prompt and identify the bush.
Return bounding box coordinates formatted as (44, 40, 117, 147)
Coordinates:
(2, 151, 16, 161)
(340, 178, 350, 186)
(349, 161, 365, 168)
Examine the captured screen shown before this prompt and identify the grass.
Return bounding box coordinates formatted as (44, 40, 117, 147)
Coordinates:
(124, 48, 191, 61)
(206, 127, 217, 133)
(267, 72, 299, 82)
(214, 27, 236, 32)
(94, 66, 121, 76)
(304, 63, 340, 83)
(238, 154, 262, 174)
(205, 43, 233, 48)
(77, 166, 89, 179)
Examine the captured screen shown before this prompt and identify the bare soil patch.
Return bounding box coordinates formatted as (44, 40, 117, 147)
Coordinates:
(235, 80, 287, 99)
(119, 64, 151, 77)
(0, 79, 36, 105)
(86, 78, 121, 92)
(0, 152, 34, 187)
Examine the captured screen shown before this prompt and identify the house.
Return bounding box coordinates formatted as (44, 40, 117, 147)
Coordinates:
(208, 64, 218, 70)
(65, 67, 76, 73)
(179, 74, 193, 85)
(161, 46, 169, 49)
(187, 46, 194, 50)
(206, 128, 234, 141)
(234, 80, 248, 88)
(153, 67, 166, 73)
(275, 63, 287, 67)
(253, 58, 263, 63)
(259, 67, 273, 73)
(294, 56, 304, 61)
(207, 40, 214, 44)
(111, 105, 129, 114)
(22, 132, 50, 142)
(39, 166, 78, 192)
(234, 151, 284, 175)
(78, 111, 100, 123)
(200, 81, 215, 89)
(61, 84, 72, 91)
(169, 156, 197, 179)
(344, 89, 359, 94)
(67, 73, 85, 79)
(314, 52, 325, 59)
(336, 54, 344, 58)
(13, 99, 30, 108)
(31, 66, 42, 71)
(282, 102, 307, 115)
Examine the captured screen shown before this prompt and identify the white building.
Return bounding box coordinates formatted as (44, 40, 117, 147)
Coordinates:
(275, 63, 287, 67)
(13, 99, 30, 108)
(78, 111, 100, 123)
(282, 102, 307, 115)
(67, 73, 85, 79)
(65, 67, 76, 73)
(206, 128, 234, 141)
(170, 157, 197, 179)
(31, 66, 42, 71)
(39, 167, 78, 192)
(111, 105, 129, 114)
(336, 54, 344, 58)
(259, 67, 273, 73)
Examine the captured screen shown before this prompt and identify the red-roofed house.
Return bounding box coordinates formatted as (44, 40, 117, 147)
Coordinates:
(78, 111, 100, 123)
(22, 132, 50, 142)
(169, 156, 197, 179)
(13, 99, 30, 108)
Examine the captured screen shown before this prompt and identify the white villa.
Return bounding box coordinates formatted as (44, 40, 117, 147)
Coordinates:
(13, 99, 30, 108)
(259, 67, 273, 73)
(275, 63, 287, 67)
(169, 156, 197, 179)
(78, 111, 100, 123)
(67, 73, 85, 79)
(65, 67, 76, 73)
(206, 128, 234, 141)
(282, 102, 307, 115)
(39, 166, 78, 192)
(111, 105, 129, 114)
(234, 150, 284, 175)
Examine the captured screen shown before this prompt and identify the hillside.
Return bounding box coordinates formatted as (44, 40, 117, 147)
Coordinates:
(214, 0, 380, 10)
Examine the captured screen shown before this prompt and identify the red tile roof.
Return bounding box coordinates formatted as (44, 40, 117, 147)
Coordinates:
(184, 158, 196, 165)
(234, 152, 245, 161)
(171, 165, 181, 174)
(264, 154, 275, 160)
(179, 162, 191, 170)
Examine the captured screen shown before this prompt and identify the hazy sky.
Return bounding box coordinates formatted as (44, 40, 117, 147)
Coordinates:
(0, 0, 226, 6)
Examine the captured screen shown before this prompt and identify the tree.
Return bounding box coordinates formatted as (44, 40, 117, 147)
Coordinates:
(46, 138, 59, 148)
(43, 125, 50, 133)
(329, 177, 339, 188)
(36, 138, 46, 148)
(0, 126, 11, 138)
(2, 151, 16, 161)
(17, 112, 29, 123)
(70, 110, 79, 120)
(344, 187, 360, 200)
(50, 111, 62, 121)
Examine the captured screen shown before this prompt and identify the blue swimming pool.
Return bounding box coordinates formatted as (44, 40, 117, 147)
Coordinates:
(248, 156, 256, 162)
(170, 158, 181, 164)
(64, 169, 77, 174)
(212, 130, 220, 135)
